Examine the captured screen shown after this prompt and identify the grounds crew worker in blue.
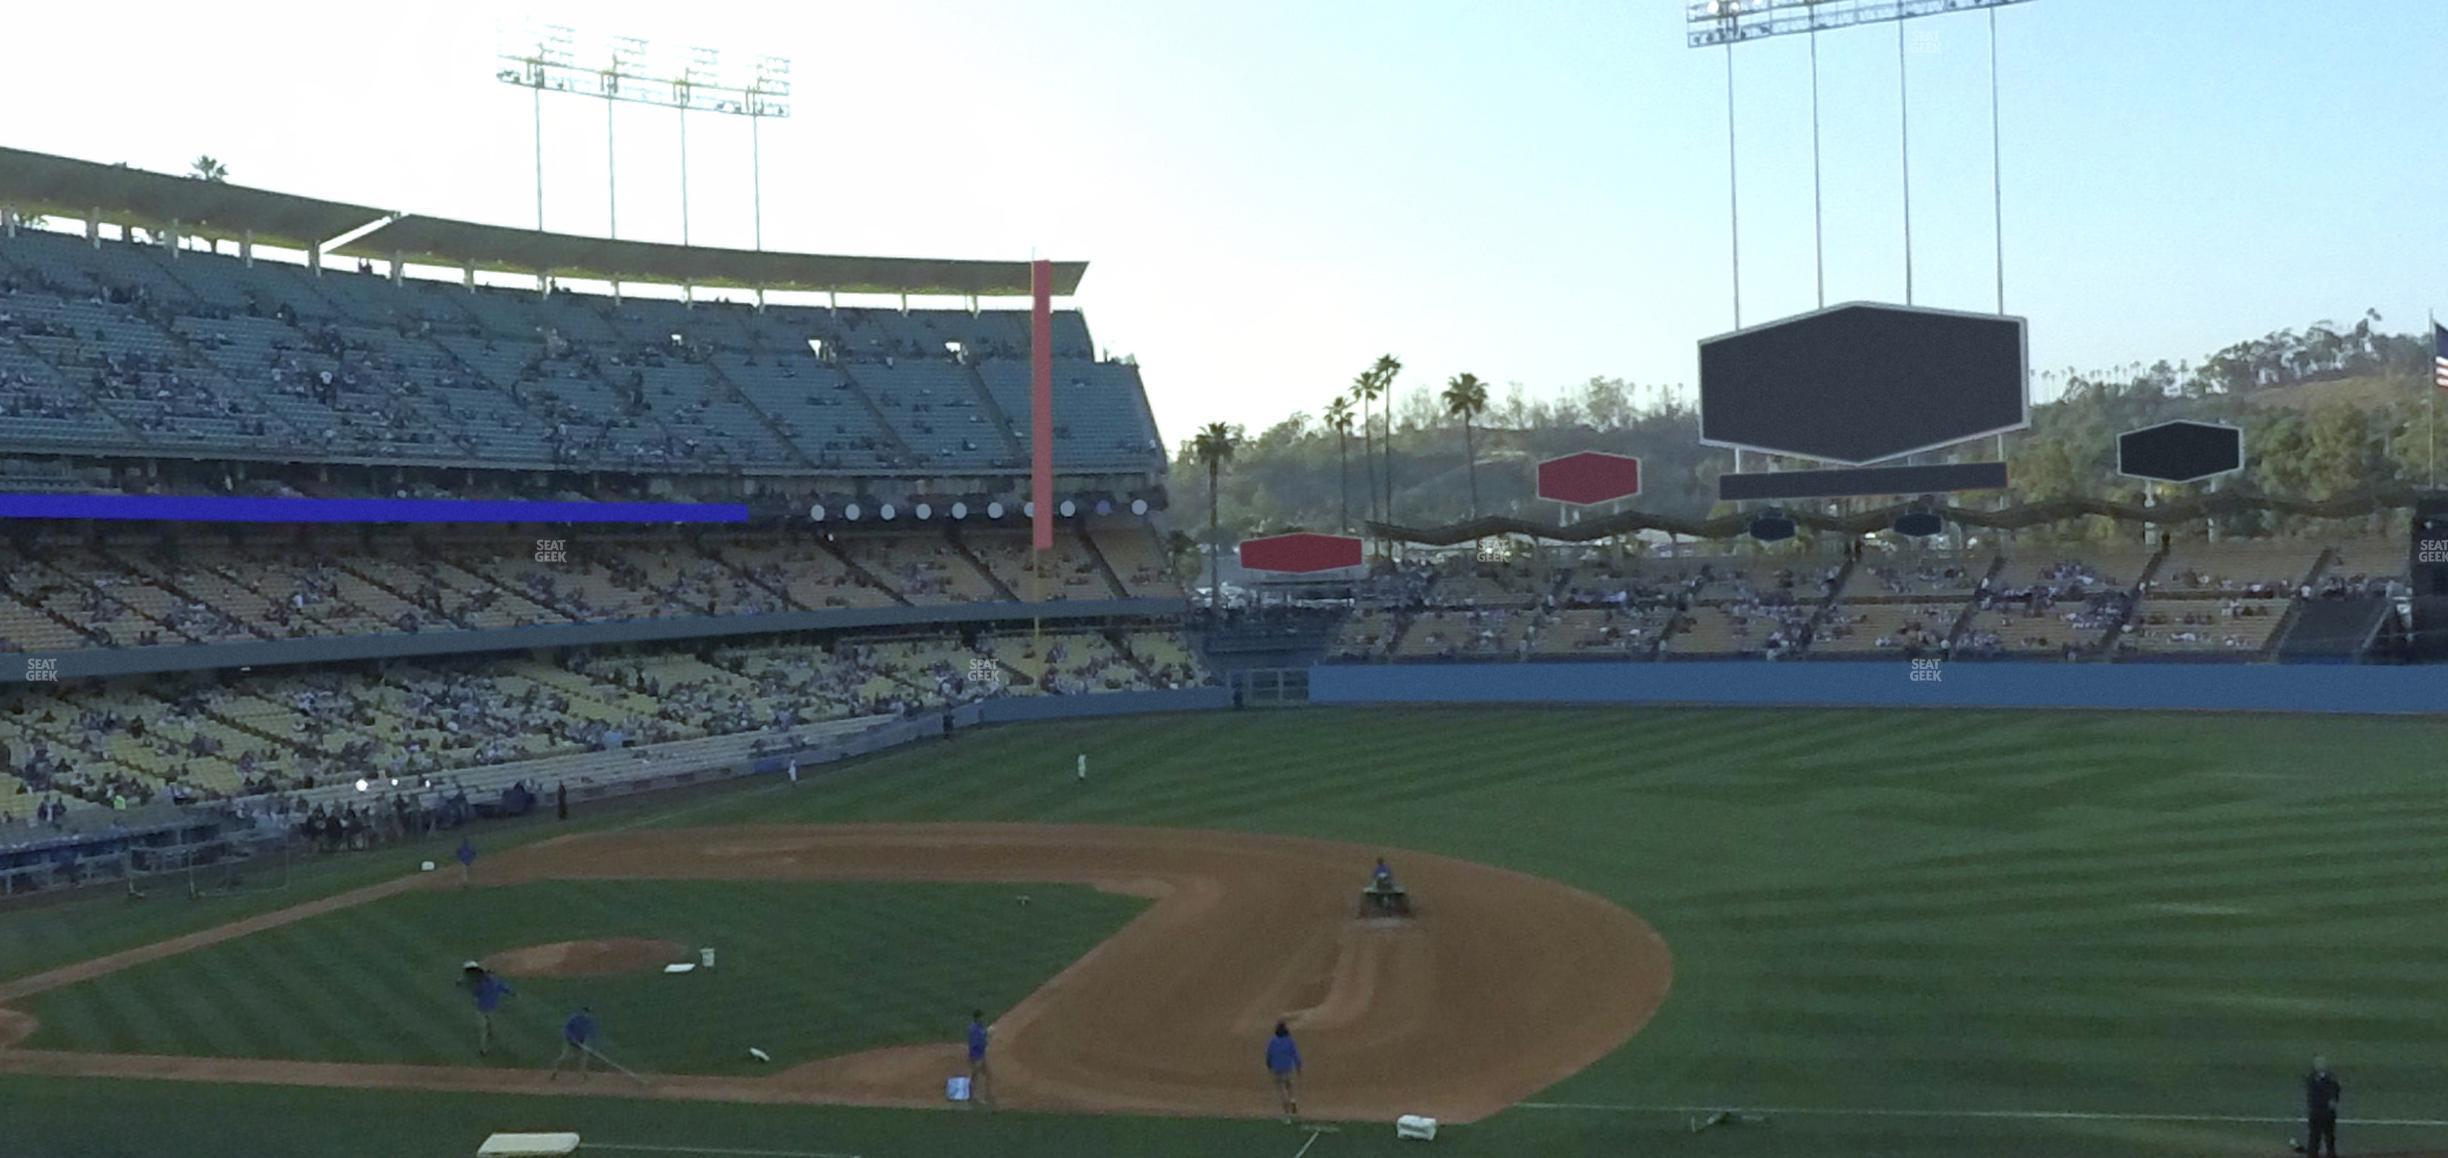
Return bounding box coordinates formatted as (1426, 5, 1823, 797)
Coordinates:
(966, 1010, 995, 1109)
(2304, 1055, 2341, 1158)
(1266, 1021, 1303, 1121)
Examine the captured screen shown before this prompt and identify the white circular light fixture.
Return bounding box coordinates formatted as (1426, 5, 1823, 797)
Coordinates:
(951, 501, 969, 519)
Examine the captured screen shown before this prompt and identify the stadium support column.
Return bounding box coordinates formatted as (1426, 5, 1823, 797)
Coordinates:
(1032, 259, 1055, 643)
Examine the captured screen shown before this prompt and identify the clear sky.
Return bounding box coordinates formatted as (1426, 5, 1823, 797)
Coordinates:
(5, 0, 2442, 446)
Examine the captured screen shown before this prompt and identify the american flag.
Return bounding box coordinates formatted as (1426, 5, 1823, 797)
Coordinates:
(2435, 321, 2448, 390)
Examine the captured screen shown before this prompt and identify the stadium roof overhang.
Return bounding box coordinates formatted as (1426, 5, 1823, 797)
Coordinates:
(331, 216, 1086, 297)
(0, 147, 1087, 297)
(0, 146, 387, 252)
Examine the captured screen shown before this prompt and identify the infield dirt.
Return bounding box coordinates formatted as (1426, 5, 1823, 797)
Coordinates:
(0, 824, 1671, 1123)
(484, 938, 689, 978)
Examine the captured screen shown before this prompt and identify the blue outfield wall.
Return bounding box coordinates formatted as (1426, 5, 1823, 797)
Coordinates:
(1309, 661, 2448, 715)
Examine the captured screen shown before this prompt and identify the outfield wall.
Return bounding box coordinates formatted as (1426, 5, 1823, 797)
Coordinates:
(1309, 661, 2448, 715)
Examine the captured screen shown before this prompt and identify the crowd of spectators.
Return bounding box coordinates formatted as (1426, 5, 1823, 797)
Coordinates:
(1814, 604, 1957, 652)
(2124, 600, 2276, 650)
(1869, 560, 1981, 595)
(0, 229, 1151, 476)
(0, 527, 1172, 653)
(1, 628, 1209, 813)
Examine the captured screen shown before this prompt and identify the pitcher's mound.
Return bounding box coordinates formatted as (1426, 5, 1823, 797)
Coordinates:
(483, 938, 686, 978)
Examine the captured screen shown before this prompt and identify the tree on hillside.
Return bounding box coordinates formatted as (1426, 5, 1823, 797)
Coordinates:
(1192, 421, 1241, 611)
(1163, 529, 1199, 585)
(1443, 371, 1490, 519)
(1180, 312, 2429, 544)
(1371, 354, 1403, 522)
(189, 155, 228, 183)
(1351, 371, 1381, 523)
(1323, 394, 1356, 532)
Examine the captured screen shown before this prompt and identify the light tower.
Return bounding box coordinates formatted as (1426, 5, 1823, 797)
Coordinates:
(495, 25, 792, 301)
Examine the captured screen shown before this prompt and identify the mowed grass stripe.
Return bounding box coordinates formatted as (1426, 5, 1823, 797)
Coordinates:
(1692, 835, 2448, 924)
(1663, 793, 2448, 901)
(1126, 706, 1808, 825)
(324, 902, 487, 1062)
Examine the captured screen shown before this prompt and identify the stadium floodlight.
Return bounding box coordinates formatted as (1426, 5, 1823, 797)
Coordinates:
(498, 23, 577, 238)
(1684, 0, 2032, 46)
(747, 56, 792, 256)
(495, 24, 793, 281)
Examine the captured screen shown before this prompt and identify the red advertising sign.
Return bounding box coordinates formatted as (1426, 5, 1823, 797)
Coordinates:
(1536, 452, 1642, 506)
(1238, 532, 1365, 574)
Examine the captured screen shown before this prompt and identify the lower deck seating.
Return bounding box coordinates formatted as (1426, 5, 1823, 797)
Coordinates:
(0, 628, 1209, 810)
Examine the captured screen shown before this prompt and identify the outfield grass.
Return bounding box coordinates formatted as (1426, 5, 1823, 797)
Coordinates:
(9, 706, 2448, 1158)
(17, 880, 1142, 1074)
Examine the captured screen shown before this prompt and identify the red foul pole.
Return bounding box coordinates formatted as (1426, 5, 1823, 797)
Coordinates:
(1030, 260, 1054, 553)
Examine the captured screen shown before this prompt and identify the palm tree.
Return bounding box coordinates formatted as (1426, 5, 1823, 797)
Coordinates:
(1323, 394, 1356, 532)
(1442, 371, 1490, 519)
(1191, 421, 1240, 611)
(189, 156, 229, 183)
(1371, 354, 1403, 522)
(1351, 371, 1381, 523)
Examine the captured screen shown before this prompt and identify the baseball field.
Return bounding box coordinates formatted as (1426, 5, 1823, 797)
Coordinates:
(5, 704, 2448, 1158)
